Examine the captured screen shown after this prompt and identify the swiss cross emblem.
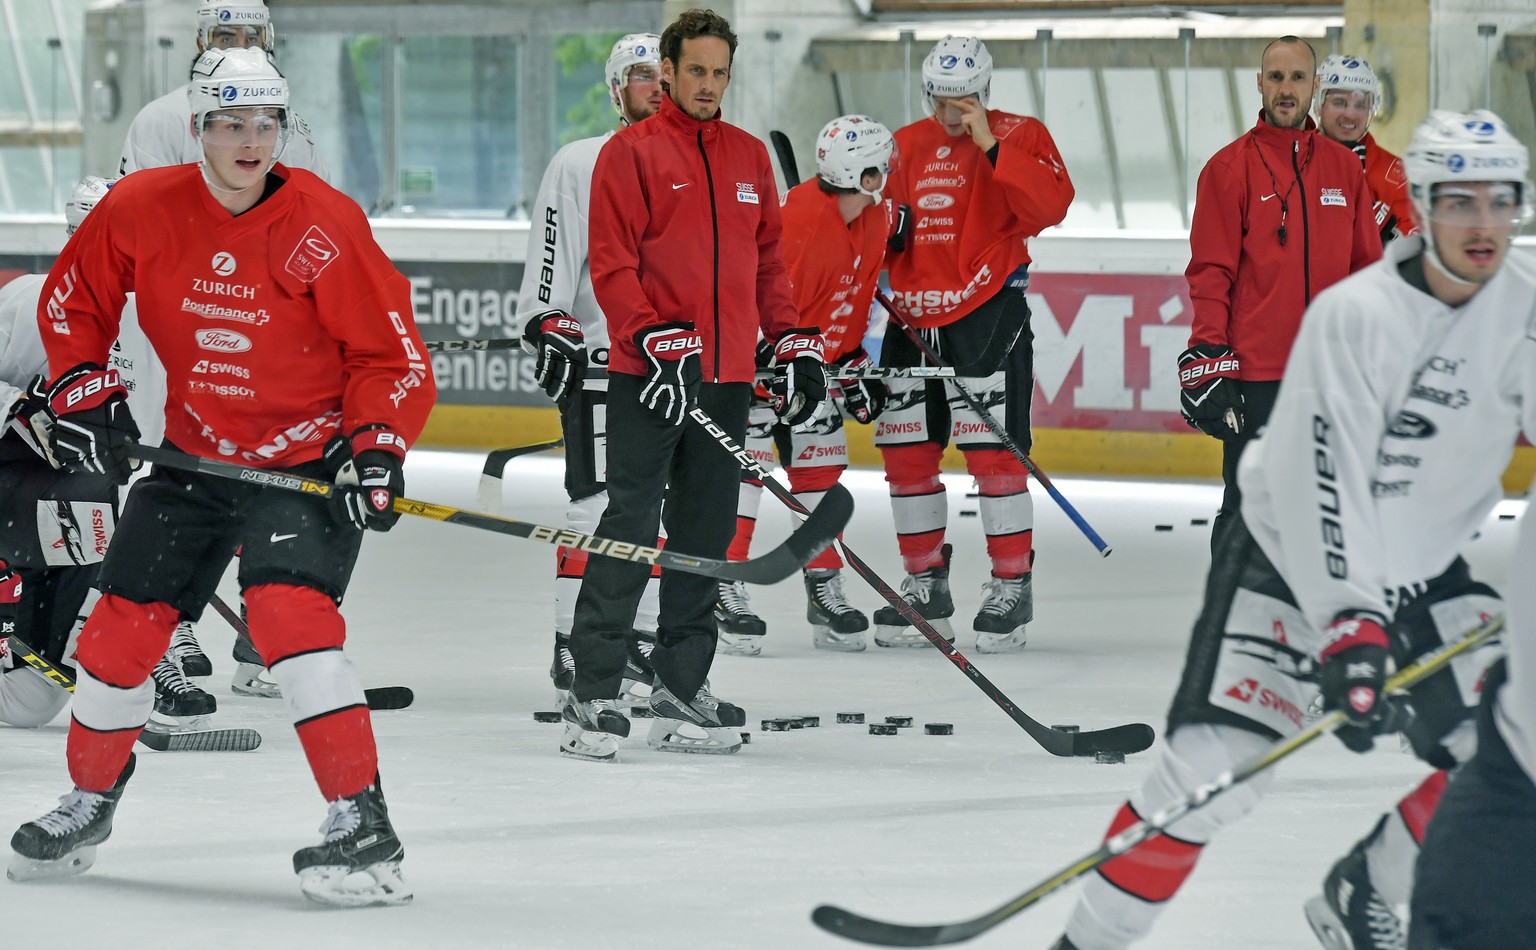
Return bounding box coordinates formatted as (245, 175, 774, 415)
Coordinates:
(370, 489, 392, 512)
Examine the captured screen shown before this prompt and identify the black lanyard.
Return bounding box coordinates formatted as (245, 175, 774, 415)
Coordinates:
(1251, 132, 1314, 247)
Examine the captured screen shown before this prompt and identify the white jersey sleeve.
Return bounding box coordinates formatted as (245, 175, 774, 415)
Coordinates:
(119, 84, 330, 181)
(1239, 236, 1536, 647)
(0, 275, 50, 420)
(111, 295, 167, 449)
(514, 132, 612, 351)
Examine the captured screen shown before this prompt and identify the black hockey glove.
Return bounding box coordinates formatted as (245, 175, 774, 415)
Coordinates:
(325, 425, 407, 532)
(6, 374, 60, 467)
(520, 309, 587, 403)
(769, 329, 827, 428)
(46, 362, 140, 484)
(887, 203, 913, 253)
(1319, 611, 1404, 753)
(1177, 344, 1243, 440)
(834, 347, 887, 425)
(635, 322, 702, 427)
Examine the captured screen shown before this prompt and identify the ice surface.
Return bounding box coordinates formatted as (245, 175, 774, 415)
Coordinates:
(4, 449, 1523, 949)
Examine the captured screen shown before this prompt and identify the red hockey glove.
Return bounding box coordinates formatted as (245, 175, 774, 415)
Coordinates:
(1177, 344, 1243, 440)
(521, 309, 587, 403)
(46, 362, 140, 484)
(1319, 611, 1408, 753)
(325, 425, 407, 532)
(769, 329, 827, 427)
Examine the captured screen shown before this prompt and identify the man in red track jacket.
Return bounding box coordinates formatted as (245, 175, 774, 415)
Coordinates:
(1178, 35, 1380, 548)
(562, 8, 827, 761)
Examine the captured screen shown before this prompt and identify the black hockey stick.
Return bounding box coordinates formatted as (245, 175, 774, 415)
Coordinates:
(812, 615, 1505, 945)
(128, 444, 846, 585)
(477, 437, 563, 512)
(873, 290, 1112, 558)
(770, 130, 801, 188)
(688, 405, 1151, 758)
(423, 338, 520, 352)
(754, 367, 965, 381)
(6, 634, 262, 752)
(205, 594, 414, 711)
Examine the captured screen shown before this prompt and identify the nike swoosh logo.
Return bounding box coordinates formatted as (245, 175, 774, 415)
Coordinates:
(1260, 193, 1278, 201)
(671, 182, 691, 190)
(270, 532, 298, 543)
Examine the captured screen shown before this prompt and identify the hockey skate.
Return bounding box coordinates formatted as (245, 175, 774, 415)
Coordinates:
(230, 628, 280, 698)
(1304, 829, 1408, 950)
(647, 680, 744, 754)
(715, 580, 767, 656)
(549, 634, 575, 708)
(147, 653, 217, 732)
(560, 696, 631, 762)
(293, 780, 412, 907)
(169, 621, 212, 677)
(618, 632, 656, 709)
(872, 544, 954, 648)
(9, 753, 135, 882)
(974, 574, 1032, 654)
(805, 569, 869, 652)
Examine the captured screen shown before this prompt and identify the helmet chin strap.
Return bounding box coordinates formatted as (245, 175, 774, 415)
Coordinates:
(1420, 225, 1482, 288)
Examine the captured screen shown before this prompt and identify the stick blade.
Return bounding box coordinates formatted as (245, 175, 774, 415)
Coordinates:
(137, 728, 262, 752)
(811, 904, 960, 947)
(1071, 723, 1156, 757)
(365, 686, 415, 711)
(724, 482, 854, 585)
(770, 129, 801, 188)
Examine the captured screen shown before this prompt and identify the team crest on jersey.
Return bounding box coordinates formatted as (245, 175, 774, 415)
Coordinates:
(285, 225, 341, 282)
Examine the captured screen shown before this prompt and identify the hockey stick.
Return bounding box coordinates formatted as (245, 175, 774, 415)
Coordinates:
(477, 437, 563, 513)
(755, 367, 966, 381)
(689, 405, 1151, 758)
(423, 338, 520, 352)
(872, 290, 1112, 558)
(811, 614, 1506, 946)
(128, 444, 846, 586)
(6, 634, 263, 752)
(205, 593, 414, 711)
(770, 130, 801, 188)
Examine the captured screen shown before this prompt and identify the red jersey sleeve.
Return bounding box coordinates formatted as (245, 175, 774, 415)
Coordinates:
(37, 188, 133, 377)
(989, 117, 1075, 235)
(1347, 165, 1385, 274)
(1185, 156, 1246, 349)
(306, 198, 436, 446)
(753, 148, 801, 343)
(589, 134, 660, 347)
(1370, 152, 1419, 237)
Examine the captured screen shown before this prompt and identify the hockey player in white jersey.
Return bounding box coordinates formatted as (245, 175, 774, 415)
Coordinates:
(0, 178, 178, 729)
(514, 33, 664, 758)
(1053, 110, 1529, 950)
(118, 1, 327, 180)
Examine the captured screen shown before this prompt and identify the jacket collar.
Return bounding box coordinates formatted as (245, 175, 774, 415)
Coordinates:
(1251, 110, 1317, 148)
(658, 93, 723, 138)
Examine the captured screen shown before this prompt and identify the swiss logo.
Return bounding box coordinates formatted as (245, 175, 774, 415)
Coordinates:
(1225, 679, 1259, 702)
(370, 488, 393, 512)
(285, 225, 341, 282)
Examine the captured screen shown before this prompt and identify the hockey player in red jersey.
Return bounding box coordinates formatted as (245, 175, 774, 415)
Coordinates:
(721, 114, 895, 654)
(873, 35, 1072, 654)
(1313, 54, 1417, 245)
(9, 48, 435, 906)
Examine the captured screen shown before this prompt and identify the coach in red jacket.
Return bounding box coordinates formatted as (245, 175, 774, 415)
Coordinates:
(559, 8, 826, 760)
(1178, 35, 1380, 547)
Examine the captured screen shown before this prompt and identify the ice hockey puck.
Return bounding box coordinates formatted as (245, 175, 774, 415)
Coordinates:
(630, 707, 654, 718)
(798, 715, 820, 728)
(837, 712, 865, 724)
(740, 732, 751, 744)
(924, 723, 954, 735)
(1095, 751, 1127, 764)
(763, 718, 792, 732)
(1191, 517, 1209, 526)
(1051, 724, 1080, 733)
(868, 723, 898, 735)
(786, 717, 806, 729)
(533, 711, 562, 723)
(1155, 524, 1174, 532)
(885, 716, 913, 728)
(959, 510, 978, 517)
(1501, 513, 1517, 521)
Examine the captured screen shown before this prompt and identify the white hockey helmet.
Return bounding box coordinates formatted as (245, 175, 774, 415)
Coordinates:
(815, 115, 896, 203)
(65, 176, 116, 236)
(922, 36, 992, 109)
(1314, 54, 1381, 115)
(606, 33, 662, 119)
(188, 47, 289, 129)
(1404, 109, 1530, 220)
(196, 1, 273, 53)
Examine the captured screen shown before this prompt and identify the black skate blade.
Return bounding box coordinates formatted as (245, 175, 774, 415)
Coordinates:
(1068, 723, 1155, 757)
(137, 727, 262, 752)
(365, 686, 414, 711)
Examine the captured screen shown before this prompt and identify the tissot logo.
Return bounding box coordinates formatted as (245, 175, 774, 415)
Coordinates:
(1386, 411, 1436, 439)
